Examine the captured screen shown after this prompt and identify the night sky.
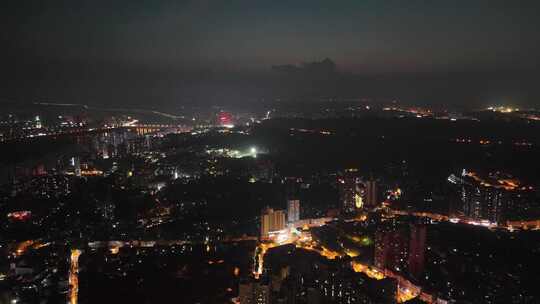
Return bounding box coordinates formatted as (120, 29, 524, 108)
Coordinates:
(2, 0, 540, 108)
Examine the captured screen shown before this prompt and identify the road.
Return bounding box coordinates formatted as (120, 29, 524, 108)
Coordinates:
(253, 225, 444, 303)
(69, 249, 82, 304)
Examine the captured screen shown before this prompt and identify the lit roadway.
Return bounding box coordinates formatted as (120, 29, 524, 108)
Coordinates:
(69, 249, 82, 304)
(11, 222, 446, 303)
(12, 232, 432, 304)
(253, 223, 442, 303)
(9, 236, 258, 304)
(9, 218, 451, 304)
(11, 209, 534, 304)
(387, 207, 540, 231)
(0, 123, 188, 143)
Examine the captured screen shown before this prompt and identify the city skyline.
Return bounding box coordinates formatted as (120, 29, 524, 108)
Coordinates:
(2, 2, 540, 303)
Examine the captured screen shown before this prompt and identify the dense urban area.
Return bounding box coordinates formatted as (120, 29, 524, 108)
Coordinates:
(1, 101, 539, 303)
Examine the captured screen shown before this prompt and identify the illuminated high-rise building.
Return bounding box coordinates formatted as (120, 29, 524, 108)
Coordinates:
(71, 157, 81, 177)
(287, 199, 300, 223)
(338, 169, 361, 213)
(408, 224, 426, 280)
(261, 208, 286, 238)
(448, 170, 535, 224)
(374, 225, 409, 273)
(364, 179, 378, 207)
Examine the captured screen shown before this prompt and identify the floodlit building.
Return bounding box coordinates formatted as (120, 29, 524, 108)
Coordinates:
(261, 208, 286, 238)
(287, 199, 300, 223)
(448, 170, 536, 224)
(364, 179, 378, 207)
(338, 169, 361, 213)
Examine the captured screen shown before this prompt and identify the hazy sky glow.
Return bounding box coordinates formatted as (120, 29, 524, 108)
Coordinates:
(2, 0, 540, 107)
